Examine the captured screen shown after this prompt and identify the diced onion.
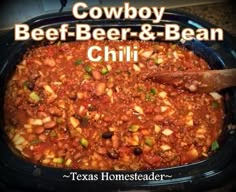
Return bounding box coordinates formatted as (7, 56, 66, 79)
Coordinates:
(160, 106, 168, 112)
(133, 64, 141, 72)
(159, 91, 167, 98)
(53, 157, 64, 163)
(154, 125, 161, 133)
(141, 50, 153, 58)
(28, 118, 43, 126)
(13, 134, 25, 145)
(210, 92, 222, 100)
(134, 106, 144, 115)
(162, 128, 173, 136)
(106, 64, 112, 71)
(160, 144, 171, 151)
(43, 85, 55, 94)
(107, 89, 113, 97)
(65, 159, 72, 166)
(42, 117, 52, 124)
(70, 116, 79, 128)
(24, 124, 32, 129)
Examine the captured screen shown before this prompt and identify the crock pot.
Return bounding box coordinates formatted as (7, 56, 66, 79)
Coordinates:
(0, 10, 235, 192)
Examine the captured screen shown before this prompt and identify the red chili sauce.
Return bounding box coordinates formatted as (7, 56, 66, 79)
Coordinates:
(4, 40, 223, 170)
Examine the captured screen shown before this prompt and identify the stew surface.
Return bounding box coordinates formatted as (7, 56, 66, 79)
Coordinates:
(4, 40, 223, 170)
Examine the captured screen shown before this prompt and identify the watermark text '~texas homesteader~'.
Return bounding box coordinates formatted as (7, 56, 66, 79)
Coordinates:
(62, 172, 172, 181)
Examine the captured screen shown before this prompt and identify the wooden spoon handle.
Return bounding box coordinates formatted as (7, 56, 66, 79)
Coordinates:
(209, 69, 236, 89)
(143, 69, 236, 93)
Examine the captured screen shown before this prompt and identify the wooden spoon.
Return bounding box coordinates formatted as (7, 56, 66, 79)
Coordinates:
(143, 69, 236, 93)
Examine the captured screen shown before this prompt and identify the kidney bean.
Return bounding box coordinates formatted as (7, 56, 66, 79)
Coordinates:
(74, 152, 82, 160)
(120, 115, 129, 122)
(92, 70, 102, 80)
(57, 150, 65, 156)
(48, 107, 62, 117)
(35, 81, 47, 88)
(95, 82, 106, 96)
(39, 134, 47, 142)
(27, 134, 37, 141)
(97, 147, 107, 155)
(34, 126, 45, 134)
(68, 91, 77, 100)
(112, 134, 120, 149)
(44, 121, 56, 129)
(46, 95, 57, 104)
(26, 109, 34, 117)
(103, 116, 112, 122)
(37, 112, 48, 118)
(107, 81, 114, 88)
(153, 114, 164, 122)
(107, 149, 119, 159)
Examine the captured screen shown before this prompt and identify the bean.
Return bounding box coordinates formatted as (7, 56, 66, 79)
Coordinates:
(107, 149, 119, 159)
(48, 107, 62, 117)
(97, 147, 106, 155)
(39, 134, 47, 141)
(26, 109, 34, 117)
(37, 112, 48, 118)
(103, 116, 112, 122)
(46, 94, 57, 104)
(170, 92, 178, 97)
(68, 91, 77, 100)
(95, 82, 106, 96)
(112, 135, 120, 149)
(29, 82, 36, 91)
(44, 121, 56, 129)
(74, 152, 82, 160)
(107, 81, 114, 88)
(153, 114, 164, 122)
(120, 115, 129, 122)
(92, 70, 102, 80)
(34, 126, 45, 134)
(27, 134, 36, 141)
(36, 81, 47, 88)
(144, 106, 153, 114)
(102, 131, 114, 139)
(133, 147, 143, 155)
(57, 150, 65, 156)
